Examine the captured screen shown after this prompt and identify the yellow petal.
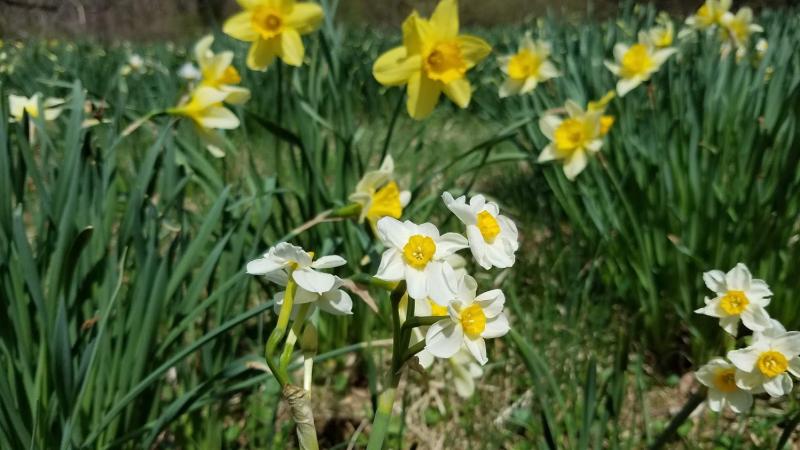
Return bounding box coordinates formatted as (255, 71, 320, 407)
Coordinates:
(457, 35, 491, 68)
(407, 72, 441, 120)
(442, 78, 471, 108)
(286, 3, 324, 34)
(430, 0, 459, 38)
(194, 35, 214, 67)
(373, 46, 421, 86)
(401, 11, 426, 55)
(247, 38, 279, 71)
(192, 86, 230, 109)
(197, 105, 240, 130)
(237, 0, 266, 9)
(279, 29, 305, 66)
(223, 11, 259, 42)
(222, 86, 252, 105)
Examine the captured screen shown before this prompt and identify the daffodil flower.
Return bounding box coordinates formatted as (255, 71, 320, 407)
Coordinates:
(178, 62, 202, 81)
(695, 358, 753, 413)
(372, 0, 491, 119)
(246, 242, 347, 294)
(223, 0, 324, 71)
(273, 276, 353, 316)
(498, 33, 559, 98)
(194, 35, 251, 105)
(441, 192, 518, 270)
(648, 12, 675, 48)
(684, 0, 731, 31)
(720, 7, 763, 54)
(728, 331, 800, 397)
(755, 38, 768, 60)
(604, 33, 676, 97)
(424, 274, 510, 365)
(537, 100, 603, 180)
(348, 155, 411, 229)
(8, 93, 63, 122)
(168, 86, 241, 157)
(374, 217, 468, 303)
(587, 91, 616, 137)
(695, 263, 772, 336)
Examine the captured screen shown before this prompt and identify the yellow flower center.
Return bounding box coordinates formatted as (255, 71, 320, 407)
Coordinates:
(429, 299, 448, 316)
(507, 50, 541, 80)
(719, 290, 749, 315)
(424, 41, 466, 84)
(367, 181, 403, 221)
(553, 118, 587, 155)
(653, 29, 673, 47)
(757, 351, 788, 378)
(460, 304, 486, 338)
(203, 66, 241, 88)
(252, 8, 283, 39)
(599, 115, 615, 136)
(402, 234, 436, 270)
(728, 19, 749, 42)
(476, 210, 501, 243)
(25, 104, 39, 118)
(713, 368, 738, 393)
(620, 44, 654, 78)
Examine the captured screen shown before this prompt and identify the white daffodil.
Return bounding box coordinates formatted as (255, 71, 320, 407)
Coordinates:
(194, 35, 250, 105)
(425, 274, 510, 365)
(684, 0, 731, 31)
(445, 253, 469, 279)
(695, 358, 753, 413)
(755, 38, 768, 60)
(348, 155, 411, 228)
(695, 263, 772, 335)
(728, 331, 800, 397)
(720, 7, 763, 54)
(178, 62, 202, 81)
(273, 276, 353, 317)
(538, 100, 603, 180)
(441, 192, 518, 270)
(498, 33, 559, 98)
(604, 32, 676, 97)
(8, 93, 63, 122)
(246, 242, 347, 294)
(375, 217, 467, 303)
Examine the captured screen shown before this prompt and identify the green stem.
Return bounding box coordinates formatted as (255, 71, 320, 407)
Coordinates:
(403, 340, 427, 362)
(265, 275, 297, 387)
(349, 273, 398, 291)
(402, 315, 448, 330)
(367, 282, 407, 449)
(330, 202, 362, 218)
(279, 303, 311, 376)
(366, 388, 397, 450)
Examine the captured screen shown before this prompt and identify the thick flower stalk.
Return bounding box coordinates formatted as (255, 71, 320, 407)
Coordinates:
(223, 0, 324, 71)
(372, 0, 491, 119)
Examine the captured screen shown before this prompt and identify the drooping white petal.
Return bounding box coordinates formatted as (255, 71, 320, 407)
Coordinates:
(311, 255, 347, 269)
(727, 390, 753, 413)
(702, 270, 727, 293)
(426, 261, 457, 306)
(739, 305, 770, 332)
(707, 389, 724, 412)
(425, 321, 463, 359)
(719, 316, 740, 336)
(292, 268, 337, 294)
(375, 248, 405, 281)
(773, 332, 800, 358)
(727, 346, 761, 371)
(464, 336, 488, 365)
(318, 289, 353, 315)
(246, 257, 285, 275)
(482, 313, 510, 338)
(405, 266, 428, 300)
(434, 232, 469, 259)
(475, 289, 505, 318)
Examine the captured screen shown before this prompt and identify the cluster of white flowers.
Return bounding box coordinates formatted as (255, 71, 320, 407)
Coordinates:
(695, 263, 800, 413)
(375, 192, 518, 366)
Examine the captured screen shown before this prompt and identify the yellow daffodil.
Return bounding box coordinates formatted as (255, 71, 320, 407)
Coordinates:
(755, 38, 768, 61)
(604, 32, 676, 97)
(720, 7, 763, 54)
(168, 86, 240, 157)
(497, 33, 559, 98)
(372, 0, 491, 120)
(537, 100, 603, 181)
(648, 13, 674, 48)
(222, 0, 324, 71)
(194, 35, 251, 104)
(348, 155, 411, 230)
(8, 93, 63, 122)
(684, 0, 731, 31)
(587, 91, 616, 137)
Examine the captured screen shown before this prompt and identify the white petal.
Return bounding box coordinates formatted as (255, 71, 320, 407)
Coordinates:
(773, 332, 800, 358)
(538, 115, 561, 140)
(425, 321, 463, 359)
(311, 255, 347, 269)
(725, 263, 752, 291)
(434, 233, 469, 259)
(563, 151, 588, 180)
(292, 268, 337, 294)
(246, 257, 284, 275)
(719, 316, 740, 336)
(466, 226, 491, 270)
(318, 289, 353, 315)
(441, 192, 476, 224)
(762, 374, 788, 397)
(735, 369, 764, 391)
(703, 269, 727, 293)
(376, 216, 411, 249)
(292, 287, 320, 305)
(747, 279, 772, 299)
(499, 78, 523, 98)
(616, 77, 642, 97)
(464, 337, 488, 365)
(789, 358, 800, 377)
(405, 266, 428, 300)
(707, 389, 724, 412)
(727, 346, 760, 371)
(726, 390, 753, 413)
(537, 144, 558, 163)
(475, 289, 505, 318)
(482, 313, 510, 338)
(739, 305, 770, 332)
(375, 248, 405, 281)
(426, 261, 457, 306)
(613, 43, 629, 61)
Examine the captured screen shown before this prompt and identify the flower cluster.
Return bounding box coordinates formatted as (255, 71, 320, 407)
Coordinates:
(681, 0, 764, 58)
(695, 263, 800, 413)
